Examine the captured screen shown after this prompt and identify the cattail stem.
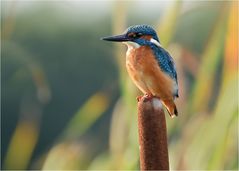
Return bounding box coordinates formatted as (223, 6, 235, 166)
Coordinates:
(137, 97, 169, 170)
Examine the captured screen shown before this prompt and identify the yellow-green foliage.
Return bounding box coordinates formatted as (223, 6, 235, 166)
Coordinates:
(2, 1, 238, 170)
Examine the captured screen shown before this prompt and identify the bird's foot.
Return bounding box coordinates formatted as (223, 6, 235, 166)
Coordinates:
(136, 95, 143, 102)
(142, 93, 154, 102)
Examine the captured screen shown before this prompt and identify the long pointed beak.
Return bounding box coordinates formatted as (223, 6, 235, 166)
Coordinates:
(101, 34, 131, 42)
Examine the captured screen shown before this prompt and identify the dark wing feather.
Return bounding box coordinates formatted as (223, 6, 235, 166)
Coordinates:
(152, 46, 179, 97)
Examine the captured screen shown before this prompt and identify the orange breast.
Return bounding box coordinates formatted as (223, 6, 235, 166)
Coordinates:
(126, 46, 174, 100)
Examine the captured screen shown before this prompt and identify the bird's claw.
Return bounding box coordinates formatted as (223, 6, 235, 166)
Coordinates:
(142, 94, 154, 102)
(137, 94, 155, 102)
(136, 95, 143, 102)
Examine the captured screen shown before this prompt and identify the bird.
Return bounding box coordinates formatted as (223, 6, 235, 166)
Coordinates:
(101, 24, 178, 118)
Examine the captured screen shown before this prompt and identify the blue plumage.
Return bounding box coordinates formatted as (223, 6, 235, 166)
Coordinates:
(152, 45, 179, 97)
(152, 45, 178, 83)
(125, 24, 160, 42)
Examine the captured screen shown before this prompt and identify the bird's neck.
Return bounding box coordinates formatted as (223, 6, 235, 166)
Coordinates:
(123, 41, 140, 57)
(123, 41, 141, 49)
(124, 38, 162, 49)
(124, 38, 162, 57)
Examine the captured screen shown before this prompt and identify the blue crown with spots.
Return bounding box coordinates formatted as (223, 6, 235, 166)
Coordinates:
(124, 24, 159, 42)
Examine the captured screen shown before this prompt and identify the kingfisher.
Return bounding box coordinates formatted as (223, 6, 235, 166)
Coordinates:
(102, 24, 178, 118)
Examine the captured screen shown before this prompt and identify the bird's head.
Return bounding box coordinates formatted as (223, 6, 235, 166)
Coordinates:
(101, 24, 161, 48)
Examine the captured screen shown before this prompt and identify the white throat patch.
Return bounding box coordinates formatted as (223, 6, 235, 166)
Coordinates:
(123, 38, 162, 50)
(123, 41, 140, 49)
(150, 38, 162, 48)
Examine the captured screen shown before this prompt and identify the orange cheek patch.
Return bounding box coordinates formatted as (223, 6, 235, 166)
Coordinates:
(141, 35, 152, 40)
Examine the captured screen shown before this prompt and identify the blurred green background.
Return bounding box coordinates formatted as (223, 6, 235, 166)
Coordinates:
(1, 0, 238, 170)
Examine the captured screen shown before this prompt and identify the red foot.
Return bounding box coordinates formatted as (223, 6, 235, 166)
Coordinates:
(142, 94, 154, 102)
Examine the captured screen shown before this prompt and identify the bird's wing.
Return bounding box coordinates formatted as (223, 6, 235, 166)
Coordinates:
(153, 47, 179, 97)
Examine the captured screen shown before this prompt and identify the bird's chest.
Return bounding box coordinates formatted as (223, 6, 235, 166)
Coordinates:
(125, 46, 158, 87)
(126, 46, 158, 77)
(126, 46, 151, 71)
(125, 46, 175, 98)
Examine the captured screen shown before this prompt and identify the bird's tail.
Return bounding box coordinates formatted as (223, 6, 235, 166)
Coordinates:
(161, 99, 178, 118)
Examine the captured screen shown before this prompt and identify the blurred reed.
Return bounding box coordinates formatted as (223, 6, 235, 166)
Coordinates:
(172, 2, 238, 169)
(2, 12, 51, 169)
(3, 121, 39, 170)
(190, 2, 230, 114)
(157, 1, 182, 47)
(2, 1, 238, 170)
(43, 92, 110, 170)
(62, 92, 109, 139)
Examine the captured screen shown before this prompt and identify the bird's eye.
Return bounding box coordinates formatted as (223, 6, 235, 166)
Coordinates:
(136, 33, 143, 37)
(128, 32, 142, 39)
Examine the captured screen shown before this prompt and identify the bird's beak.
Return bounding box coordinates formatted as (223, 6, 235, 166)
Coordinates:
(101, 34, 131, 42)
